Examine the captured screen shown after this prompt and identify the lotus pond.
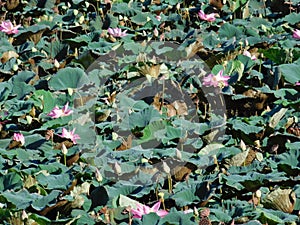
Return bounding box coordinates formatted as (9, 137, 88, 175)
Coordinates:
(0, 0, 300, 224)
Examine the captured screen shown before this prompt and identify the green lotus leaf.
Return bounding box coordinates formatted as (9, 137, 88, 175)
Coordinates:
(31, 190, 60, 211)
(210, 208, 232, 223)
(277, 149, 300, 176)
(71, 209, 95, 225)
(30, 90, 56, 113)
(42, 40, 69, 61)
(171, 188, 200, 207)
(219, 23, 243, 39)
(28, 214, 52, 225)
(0, 172, 23, 192)
(36, 173, 73, 190)
(140, 212, 160, 224)
(0, 83, 12, 103)
(49, 67, 89, 90)
(257, 208, 298, 225)
(279, 63, 300, 84)
(283, 12, 300, 25)
(2, 189, 39, 210)
(9, 70, 35, 99)
(131, 12, 148, 26)
(5, 99, 33, 117)
(111, 3, 136, 16)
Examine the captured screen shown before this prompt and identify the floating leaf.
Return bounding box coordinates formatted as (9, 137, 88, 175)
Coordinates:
(49, 67, 90, 90)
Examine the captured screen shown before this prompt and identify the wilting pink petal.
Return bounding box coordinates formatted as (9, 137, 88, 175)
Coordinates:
(243, 50, 257, 60)
(292, 29, 300, 40)
(203, 70, 230, 88)
(13, 133, 25, 146)
(0, 21, 21, 34)
(48, 103, 73, 119)
(198, 10, 217, 22)
(131, 201, 168, 219)
(108, 27, 127, 37)
(59, 128, 80, 144)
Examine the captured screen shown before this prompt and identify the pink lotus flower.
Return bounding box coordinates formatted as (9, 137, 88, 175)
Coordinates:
(131, 201, 168, 219)
(59, 128, 80, 144)
(13, 133, 25, 146)
(295, 82, 300, 86)
(47, 102, 73, 119)
(107, 28, 127, 37)
(243, 50, 257, 60)
(198, 10, 217, 22)
(0, 21, 21, 34)
(203, 70, 230, 88)
(292, 29, 300, 39)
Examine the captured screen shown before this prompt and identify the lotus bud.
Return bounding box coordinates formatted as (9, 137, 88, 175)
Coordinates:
(61, 5, 68, 10)
(99, 8, 103, 16)
(26, 115, 32, 125)
(35, 18, 41, 23)
(73, 9, 79, 16)
(147, 16, 151, 22)
(61, 143, 68, 155)
(12, 64, 18, 71)
(17, 59, 22, 65)
(141, 158, 148, 163)
(22, 210, 28, 220)
(255, 190, 262, 198)
(67, 88, 73, 96)
(112, 132, 118, 140)
(67, 2, 71, 8)
(32, 47, 38, 52)
(119, 15, 123, 20)
(158, 192, 164, 199)
(74, 22, 79, 26)
(78, 15, 85, 24)
(176, 3, 180, 10)
(95, 168, 103, 182)
(176, 149, 182, 160)
(162, 161, 170, 174)
(42, 15, 48, 21)
(114, 162, 122, 174)
(48, 15, 53, 21)
(194, 207, 199, 217)
(85, 2, 89, 8)
(153, 28, 159, 37)
(240, 139, 246, 151)
(254, 140, 260, 148)
(54, 59, 60, 68)
(124, 16, 129, 21)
